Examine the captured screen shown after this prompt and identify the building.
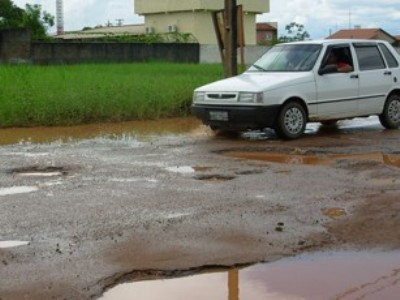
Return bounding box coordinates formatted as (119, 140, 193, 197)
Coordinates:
(326, 28, 398, 45)
(256, 22, 277, 45)
(134, 0, 270, 45)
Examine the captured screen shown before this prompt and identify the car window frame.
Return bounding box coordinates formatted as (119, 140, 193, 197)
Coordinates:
(353, 43, 386, 71)
(378, 43, 399, 69)
(319, 43, 354, 74)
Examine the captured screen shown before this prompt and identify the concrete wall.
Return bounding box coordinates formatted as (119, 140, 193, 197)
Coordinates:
(0, 29, 31, 63)
(31, 42, 199, 64)
(0, 28, 266, 65)
(0, 29, 199, 65)
(200, 44, 268, 65)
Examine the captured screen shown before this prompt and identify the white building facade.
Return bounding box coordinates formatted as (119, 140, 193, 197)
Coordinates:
(134, 0, 270, 45)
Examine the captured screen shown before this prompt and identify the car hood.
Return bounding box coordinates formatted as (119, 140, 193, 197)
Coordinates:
(196, 71, 314, 93)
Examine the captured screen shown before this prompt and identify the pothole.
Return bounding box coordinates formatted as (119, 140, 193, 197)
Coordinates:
(8, 166, 69, 177)
(194, 174, 236, 181)
(221, 150, 400, 168)
(322, 207, 347, 219)
(99, 250, 400, 300)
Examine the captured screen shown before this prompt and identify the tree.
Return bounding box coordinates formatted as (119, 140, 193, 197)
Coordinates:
(23, 4, 54, 39)
(0, 0, 54, 39)
(0, 0, 25, 29)
(279, 22, 310, 43)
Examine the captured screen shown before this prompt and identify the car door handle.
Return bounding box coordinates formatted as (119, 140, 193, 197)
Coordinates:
(384, 71, 392, 75)
(350, 74, 359, 79)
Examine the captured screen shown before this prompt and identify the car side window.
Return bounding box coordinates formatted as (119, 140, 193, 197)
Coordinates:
(378, 43, 399, 68)
(354, 45, 386, 71)
(321, 45, 354, 73)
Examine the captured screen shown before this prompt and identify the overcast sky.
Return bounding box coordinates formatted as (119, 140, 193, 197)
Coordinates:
(12, 0, 400, 39)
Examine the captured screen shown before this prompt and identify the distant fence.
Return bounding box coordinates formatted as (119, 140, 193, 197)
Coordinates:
(0, 28, 199, 64)
(0, 28, 32, 64)
(31, 42, 199, 64)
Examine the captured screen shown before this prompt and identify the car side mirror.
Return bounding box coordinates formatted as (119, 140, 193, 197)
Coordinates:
(318, 65, 338, 75)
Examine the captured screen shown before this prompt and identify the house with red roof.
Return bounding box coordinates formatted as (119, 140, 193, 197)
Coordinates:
(326, 28, 398, 46)
(256, 22, 277, 45)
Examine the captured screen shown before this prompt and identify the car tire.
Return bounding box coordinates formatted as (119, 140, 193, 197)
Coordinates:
(379, 94, 400, 129)
(210, 126, 240, 137)
(275, 102, 306, 140)
(209, 125, 220, 131)
(320, 120, 337, 126)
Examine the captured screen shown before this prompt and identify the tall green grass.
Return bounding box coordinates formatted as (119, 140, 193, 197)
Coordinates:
(0, 63, 223, 127)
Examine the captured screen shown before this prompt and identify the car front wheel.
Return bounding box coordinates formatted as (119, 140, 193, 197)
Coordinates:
(379, 94, 400, 129)
(275, 102, 306, 140)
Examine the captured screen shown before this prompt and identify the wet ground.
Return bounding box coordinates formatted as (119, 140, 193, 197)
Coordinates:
(100, 250, 400, 300)
(0, 116, 400, 299)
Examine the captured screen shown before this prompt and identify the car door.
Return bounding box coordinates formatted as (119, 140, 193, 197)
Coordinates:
(353, 42, 393, 115)
(315, 45, 359, 119)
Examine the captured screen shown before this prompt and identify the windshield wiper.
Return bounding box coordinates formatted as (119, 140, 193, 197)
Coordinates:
(252, 64, 267, 71)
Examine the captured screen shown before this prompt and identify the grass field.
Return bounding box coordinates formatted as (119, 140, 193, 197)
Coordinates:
(0, 63, 223, 127)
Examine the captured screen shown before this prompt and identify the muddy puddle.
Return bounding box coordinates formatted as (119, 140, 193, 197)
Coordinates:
(222, 151, 400, 168)
(100, 251, 400, 300)
(0, 115, 388, 146)
(0, 117, 204, 146)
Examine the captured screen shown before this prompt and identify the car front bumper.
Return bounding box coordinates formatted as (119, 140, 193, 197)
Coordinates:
(190, 104, 280, 130)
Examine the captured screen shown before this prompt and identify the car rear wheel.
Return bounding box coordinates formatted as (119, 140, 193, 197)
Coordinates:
(379, 94, 400, 129)
(320, 120, 337, 126)
(275, 102, 306, 140)
(209, 126, 240, 137)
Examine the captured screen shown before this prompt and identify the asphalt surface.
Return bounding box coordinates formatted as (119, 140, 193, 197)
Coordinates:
(0, 117, 399, 299)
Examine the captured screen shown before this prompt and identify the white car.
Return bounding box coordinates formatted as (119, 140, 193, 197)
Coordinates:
(191, 39, 400, 139)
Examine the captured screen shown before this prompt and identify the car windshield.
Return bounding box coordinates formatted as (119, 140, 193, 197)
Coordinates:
(250, 44, 322, 72)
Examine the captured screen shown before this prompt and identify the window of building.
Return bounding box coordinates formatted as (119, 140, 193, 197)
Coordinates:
(265, 32, 273, 41)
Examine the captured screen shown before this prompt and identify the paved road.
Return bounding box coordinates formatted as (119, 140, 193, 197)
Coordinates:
(0, 117, 400, 299)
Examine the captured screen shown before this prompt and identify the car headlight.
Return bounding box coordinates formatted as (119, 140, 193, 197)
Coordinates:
(238, 92, 263, 103)
(193, 91, 205, 102)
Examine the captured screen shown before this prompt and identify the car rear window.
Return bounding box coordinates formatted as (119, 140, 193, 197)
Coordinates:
(354, 45, 386, 71)
(378, 43, 399, 68)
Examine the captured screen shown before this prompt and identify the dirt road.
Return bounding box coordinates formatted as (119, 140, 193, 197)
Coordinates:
(0, 117, 399, 299)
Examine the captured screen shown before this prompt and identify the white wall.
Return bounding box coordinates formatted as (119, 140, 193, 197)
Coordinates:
(200, 44, 268, 65)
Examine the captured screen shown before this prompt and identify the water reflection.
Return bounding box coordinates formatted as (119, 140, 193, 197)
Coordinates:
(100, 251, 400, 300)
(222, 151, 400, 168)
(0, 117, 203, 146)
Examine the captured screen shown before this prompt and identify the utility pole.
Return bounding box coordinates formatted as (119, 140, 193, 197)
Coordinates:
(228, 269, 239, 300)
(224, 0, 238, 77)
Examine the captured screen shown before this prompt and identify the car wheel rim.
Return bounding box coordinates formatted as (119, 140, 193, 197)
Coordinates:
(388, 99, 400, 123)
(284, 107, 304, 134)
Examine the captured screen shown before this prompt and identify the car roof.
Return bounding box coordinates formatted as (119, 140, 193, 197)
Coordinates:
(283, 39, 389, 46)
